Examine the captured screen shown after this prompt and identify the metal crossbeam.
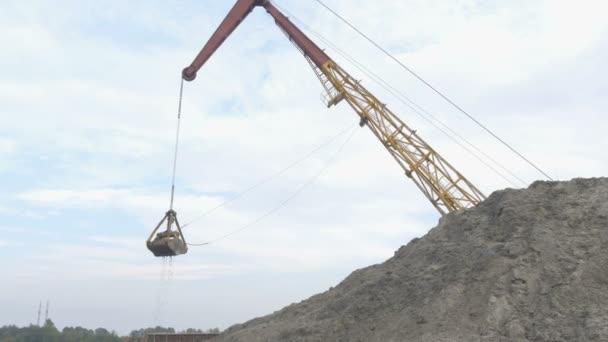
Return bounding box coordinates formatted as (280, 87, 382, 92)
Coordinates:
(318, 60, 485, 214)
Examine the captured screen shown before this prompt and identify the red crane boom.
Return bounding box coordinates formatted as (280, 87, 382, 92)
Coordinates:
(182, 0, 485, 215)
(182, 0, 330, 80)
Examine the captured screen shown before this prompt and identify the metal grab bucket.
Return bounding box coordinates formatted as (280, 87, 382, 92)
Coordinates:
(147, 210, 188, 257)
(147, 234, 188, 257)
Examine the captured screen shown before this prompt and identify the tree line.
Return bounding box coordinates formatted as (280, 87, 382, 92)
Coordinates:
(0, 320, 221, 341)
(0, 320, 120, 342)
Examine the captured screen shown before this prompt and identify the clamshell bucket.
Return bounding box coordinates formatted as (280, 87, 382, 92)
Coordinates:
(147, 210, 188, 257)
(147, 233, 188, 257)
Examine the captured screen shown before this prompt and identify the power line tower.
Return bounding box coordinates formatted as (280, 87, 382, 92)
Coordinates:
(36, 301, 42, 326)
(44, 300, 49, 323)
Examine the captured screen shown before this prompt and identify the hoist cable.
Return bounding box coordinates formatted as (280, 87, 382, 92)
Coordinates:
(169, 78, 185, 210)
(182, 122, 358, 229)
(311, 0, 553, 181)
(274, 2, 526, 188)
(187, 125, 358, 247)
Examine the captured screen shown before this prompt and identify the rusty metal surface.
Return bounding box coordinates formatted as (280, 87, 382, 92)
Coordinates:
(182, 0, 331, 81)
(147, 237, 188, 257)
(182, 0, 258, 81)
(261, 1, 330, 69)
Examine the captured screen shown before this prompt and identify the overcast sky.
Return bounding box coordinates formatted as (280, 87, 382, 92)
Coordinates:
(1, 0, 607, 335)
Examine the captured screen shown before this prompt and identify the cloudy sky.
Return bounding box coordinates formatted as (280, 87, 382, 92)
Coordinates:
(1, 0, 606, 335)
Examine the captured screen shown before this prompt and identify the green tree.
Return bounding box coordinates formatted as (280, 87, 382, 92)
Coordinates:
(0, 321, 121, 342)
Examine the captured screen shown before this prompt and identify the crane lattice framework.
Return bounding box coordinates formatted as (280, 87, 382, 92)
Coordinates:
(182, 0, 486, 215)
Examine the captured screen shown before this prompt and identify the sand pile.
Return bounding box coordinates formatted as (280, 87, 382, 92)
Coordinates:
(215, 178, 608, 341)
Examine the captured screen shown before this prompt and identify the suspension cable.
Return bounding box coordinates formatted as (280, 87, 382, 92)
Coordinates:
(187, 125, 358, 246)
(273, 1, 526, 188)
(169, 78, 185, 210)
(310, 0, 553, 181)
(182, 122, 358, 228)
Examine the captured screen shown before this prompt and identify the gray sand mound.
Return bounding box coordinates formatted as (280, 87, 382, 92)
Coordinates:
(215, 178, 608, 342)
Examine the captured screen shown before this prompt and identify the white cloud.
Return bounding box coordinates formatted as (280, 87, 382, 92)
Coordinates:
(0, 226, 24, 233)
(0, 204, 10, 214)
(40, 248, 227, 279)
(0, 138, 17, 154)
(2, 0, 608, 333)
(17, 189, 124, 205)
(0, 138, 18, 174)
(0, 238, 21, 247)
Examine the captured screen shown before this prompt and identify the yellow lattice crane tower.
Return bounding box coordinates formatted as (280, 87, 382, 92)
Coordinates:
(181, 0, 486, 215)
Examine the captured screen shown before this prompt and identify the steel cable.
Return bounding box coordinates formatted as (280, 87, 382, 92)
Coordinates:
(273, 1, 526, 188)
(187, 125, 358, 246)
(182, 123, 358, 229)
(311, 0, 553, 181)
(169, 78, 185, 210)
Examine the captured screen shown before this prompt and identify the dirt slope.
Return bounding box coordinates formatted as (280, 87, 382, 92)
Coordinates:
(215, 178, 608, 342)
